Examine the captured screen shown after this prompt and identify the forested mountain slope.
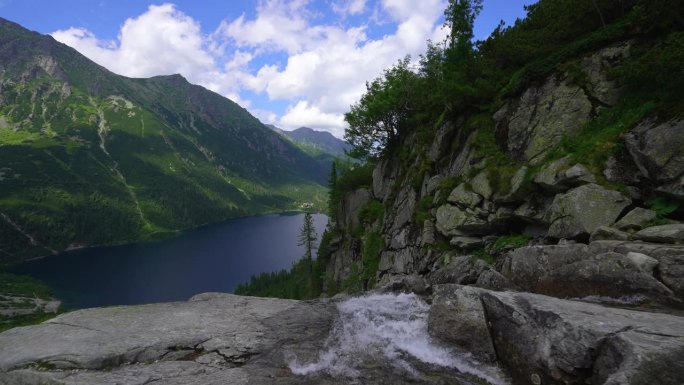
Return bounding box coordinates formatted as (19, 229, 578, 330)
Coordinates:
(0, 18, 328, 264)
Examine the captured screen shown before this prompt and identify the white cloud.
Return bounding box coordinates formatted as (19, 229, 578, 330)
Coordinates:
(50, 0, 447, 137)
(332, 0, 367, 16)
(280, 101, 347, 137)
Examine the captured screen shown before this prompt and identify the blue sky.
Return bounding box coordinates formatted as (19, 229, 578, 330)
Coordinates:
(0, 0, 536, 137)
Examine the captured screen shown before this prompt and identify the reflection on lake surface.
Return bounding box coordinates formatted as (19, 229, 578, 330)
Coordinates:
(9, 213, 328, 308)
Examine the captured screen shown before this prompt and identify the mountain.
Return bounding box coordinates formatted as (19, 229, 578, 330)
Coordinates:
(0, 18, 328, 264)
(267, 124, 352, 173)
(284, 127, 350, 157)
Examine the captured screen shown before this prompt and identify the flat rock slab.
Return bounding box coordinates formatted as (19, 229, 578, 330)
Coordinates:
(0, 293, 340, 385)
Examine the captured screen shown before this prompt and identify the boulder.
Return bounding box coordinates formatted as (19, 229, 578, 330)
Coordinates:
(429, 255, 487, 285)
(590, 241, 684, 298)
(375, 274, 429, 295)
(470, 171, 493, 200)
(495, 165, 529, 202)
(428, 255, 514, 291)
(614, 207, 658, 231)
(446, 183, 482, 208)
(626, 251, 659, 274)
(625, 118, 684, 199)
(501, 244, 675, 304)
(449, 236, 483, 250)
(427, 285, 496, 361)
(481, 290, 684, 385)
(547, 184, 631, 239)
(535, 158, 596, 192)
(635, 224, 684, 243)
(589, 225, 631, 242)
(435, 204, 489, 236)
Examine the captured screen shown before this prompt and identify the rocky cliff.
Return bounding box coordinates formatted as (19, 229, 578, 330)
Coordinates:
(319, 30, 684, 385)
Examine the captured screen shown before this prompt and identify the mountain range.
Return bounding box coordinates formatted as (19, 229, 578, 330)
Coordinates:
(0, 18, 328, 264)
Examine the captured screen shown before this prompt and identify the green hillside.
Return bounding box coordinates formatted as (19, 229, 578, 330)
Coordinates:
(0, 18, 328, 265)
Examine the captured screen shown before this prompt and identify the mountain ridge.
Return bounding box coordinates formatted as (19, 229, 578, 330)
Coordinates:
(0, 17, 327, 264)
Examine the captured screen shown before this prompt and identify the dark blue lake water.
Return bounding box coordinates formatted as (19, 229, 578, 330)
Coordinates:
(9, 213, 328, 309)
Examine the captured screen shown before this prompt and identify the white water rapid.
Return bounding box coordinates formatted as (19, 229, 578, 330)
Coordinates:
(288, 293, 509, 384)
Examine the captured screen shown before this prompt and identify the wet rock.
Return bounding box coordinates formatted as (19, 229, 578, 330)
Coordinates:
(481, 290, 684, 385)
(376, 274, 430, 295)
(389, 186, 417, 232)
(614, 207, 658, 231)
(547, 184, 631, 239)
(420, 220, 436, 247)
(428, 285, 496, 361)
(635, 224, 684, 243)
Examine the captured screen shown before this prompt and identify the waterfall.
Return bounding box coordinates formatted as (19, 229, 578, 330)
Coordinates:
(289, 293, 509, 384)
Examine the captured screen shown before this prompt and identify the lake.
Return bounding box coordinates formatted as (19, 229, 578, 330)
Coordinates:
(8, 213, 328, 309)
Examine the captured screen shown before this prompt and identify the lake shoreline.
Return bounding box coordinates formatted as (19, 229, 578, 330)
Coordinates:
(2, 209, 326, 268)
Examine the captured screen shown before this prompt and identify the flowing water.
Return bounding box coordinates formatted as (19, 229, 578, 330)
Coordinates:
(289, 293, 510, 385)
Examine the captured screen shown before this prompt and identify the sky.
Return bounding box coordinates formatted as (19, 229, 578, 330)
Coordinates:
(0, 0, 536, 138)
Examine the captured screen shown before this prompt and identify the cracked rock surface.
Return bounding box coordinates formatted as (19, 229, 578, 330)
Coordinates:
(0, 293, 339, 385)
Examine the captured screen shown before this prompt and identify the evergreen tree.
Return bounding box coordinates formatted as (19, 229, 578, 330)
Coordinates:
(298, 212, 318, 288)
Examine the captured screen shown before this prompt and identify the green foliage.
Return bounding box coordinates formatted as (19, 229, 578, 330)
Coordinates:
(0, 272, 63, 332)
(360, 232, 384, 285)
(413, 195, 434, 227)
(233, 257, 325, 300)
(543, 98, 658, 176)
(344, 57, 420, 159)
(0, 311, 61, 333)
(472, 249, 495, 265)
(490, 234, 531, 253)
(436, 176, 464, 203)
(0, 272, 54, 299)
(359, 200, 384, 226)
(646, 197, 680, 218)
(0, 31, 331, 264)
(333, 162, 375, 195)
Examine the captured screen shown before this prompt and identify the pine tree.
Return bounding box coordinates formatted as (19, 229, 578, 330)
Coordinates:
(298, 212, 318, 290)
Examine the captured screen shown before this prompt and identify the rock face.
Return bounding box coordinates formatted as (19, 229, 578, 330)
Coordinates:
(501, 243, 679, 306)
(626, 119, 684, 199)
(547, 184, 631, 239)
(428, 285, 496, 361)
(494, 76, 594, 164)
(427, 285, 684, 385)
(481, 289, 684, 385)
(0, 293, 337, 385)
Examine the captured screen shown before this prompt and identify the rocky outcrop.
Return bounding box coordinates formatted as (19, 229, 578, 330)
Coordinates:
(427, 285, 684, 385)
(547, 184, 631, 239)
(501, 242, 681, 307)
(482, 289, 684, 385)
(625, 119, 684, 200)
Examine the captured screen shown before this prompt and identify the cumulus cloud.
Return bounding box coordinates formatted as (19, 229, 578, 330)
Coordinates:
(51, 1, 447, 137)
